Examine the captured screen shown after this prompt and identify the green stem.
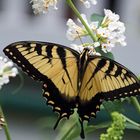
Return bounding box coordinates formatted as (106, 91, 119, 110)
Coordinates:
(66, 0, 98, 42)
(131, 97, 140, 115)
(0, 106, 11, 140)
(121, 114, 140, 128)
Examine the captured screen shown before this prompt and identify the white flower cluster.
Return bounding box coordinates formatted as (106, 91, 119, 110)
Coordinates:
(80, 0, 97, 8)
(66, 14, 98, 41)
(30, 0, 58, 14)
(66, 9, 127, 53)
(97, 9, 127, 53)
(30, 0, 97, 14)
(0, 57, 18, 89)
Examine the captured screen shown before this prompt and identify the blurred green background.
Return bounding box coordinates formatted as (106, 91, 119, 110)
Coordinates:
(0, 0, 140, 139)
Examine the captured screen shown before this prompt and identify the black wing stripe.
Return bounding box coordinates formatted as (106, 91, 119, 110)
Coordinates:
(46, 45, 53, 58)
(4, 46, 48, 82)
(104, 60, 114, 75)
(57, 47, 75, 91)
(35, 44, 42, 55)
(104, 83, 140, 100)
(114, 65, 123, 77)
(83, 59, 106, 90)
(57, 47, 66, 67)
(92, 59, 107, 76)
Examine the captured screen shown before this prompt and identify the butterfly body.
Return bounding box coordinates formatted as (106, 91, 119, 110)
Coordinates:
(3, 41, 140, 139)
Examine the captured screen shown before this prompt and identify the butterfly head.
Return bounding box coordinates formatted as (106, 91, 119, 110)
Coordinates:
(83, 46, 101, 57)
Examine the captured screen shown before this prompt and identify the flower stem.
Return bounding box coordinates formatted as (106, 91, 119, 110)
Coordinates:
(121, 114, 140, 128)
(66, 0, 98, 42)
(0, 106, 11, 140)
(131, 97, 140, 115)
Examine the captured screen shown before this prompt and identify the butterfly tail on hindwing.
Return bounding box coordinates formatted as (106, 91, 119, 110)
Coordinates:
(42, 83, 77, 129)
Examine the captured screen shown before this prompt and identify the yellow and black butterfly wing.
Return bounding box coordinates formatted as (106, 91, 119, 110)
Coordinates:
(78, 56, 140, 121)
(4, 41, 79, 122)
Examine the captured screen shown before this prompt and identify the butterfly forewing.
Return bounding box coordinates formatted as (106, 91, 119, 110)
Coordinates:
(4, 41, 80, 119)
(78, 56, 140, 121)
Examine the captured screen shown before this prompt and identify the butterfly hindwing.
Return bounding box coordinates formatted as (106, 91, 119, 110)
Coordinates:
(78, 55, 140, 121)
(4, 41, 80, 121)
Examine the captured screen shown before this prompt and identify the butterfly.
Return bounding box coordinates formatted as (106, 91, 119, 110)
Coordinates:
(3, 41, 140, 139)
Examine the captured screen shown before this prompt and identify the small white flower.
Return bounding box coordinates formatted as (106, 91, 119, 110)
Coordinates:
(11, 68, 18, 77)
(83, 1, 91, 8)
(70, 44, 84, 53)
(101, 41, 115, 53)
(97, 27, 110, 38)
(80, 0, 97, 8)
(93, 42, 100, 47)
(30, 0, 58, 14)
(66, 19, 87, 41)
(0, 57, 18, 89)
(0, 76, 9, 86)
(90, 0, 97, 5)
(66, 14, 98, 41)
(116, 34, 127, 46)
(108, 21, 125, 33)
(104, 9, 120, 22)
(90, 21, 99, 30)
(101, 43, 110, 53)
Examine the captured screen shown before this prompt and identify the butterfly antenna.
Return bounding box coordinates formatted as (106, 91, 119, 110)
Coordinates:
(76, 31, 96, 52)
(76, 31, 84, 47)
(79, 118, 85, 139)
(53, 116, 62, 130)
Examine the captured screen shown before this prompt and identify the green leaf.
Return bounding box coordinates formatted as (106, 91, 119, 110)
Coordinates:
(91, 13, 104, 26)
(95, 47, 114, 60)
(56, 112, 80, 140)
(59, 121, 79, 140)
(102, 100, 124, 114)
(130, 97, 140, 115)
(59, 121, 111, 140)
